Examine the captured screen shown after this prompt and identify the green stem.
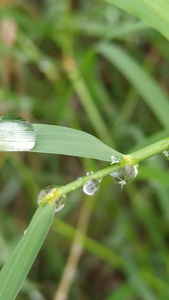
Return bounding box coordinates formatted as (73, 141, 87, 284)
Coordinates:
(129, 137, 169, 164)
(58, 163, 121, 196)
(40, 137, 169, 204)
(57, 137, 169, 197)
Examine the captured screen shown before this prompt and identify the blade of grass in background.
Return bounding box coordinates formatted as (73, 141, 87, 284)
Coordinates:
(138, 165, 169, 188)
(71, 17, 149, 40)
(96, 43, 169, 127)
(63, 59, 114, 147)
(128, 128, 169, 152)
(105, 0, 169, 41)
(54, 219, 169, 295)
(106, 283, 135, 300)
(32, 124, 122, 162)
(0, 203, 55, 300)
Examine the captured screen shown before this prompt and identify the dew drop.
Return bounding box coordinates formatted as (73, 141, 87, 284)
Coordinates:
(86, 171, 93, 176)
(110, 155, 121, 165)
(24, 229, 27, 235)
(55, 194, 66, 212)
(162, 150, 169, 160)
(110, 164, 138, 189)
(38, 185, 66, 212)
(83, 179, 100, 196)
(0, 115, 36, 151)
(83, 171, 100, 196)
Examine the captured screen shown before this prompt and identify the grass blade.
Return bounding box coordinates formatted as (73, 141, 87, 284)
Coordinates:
(105, 0, 169, 41)
(0, 203, 55, 300)
(106, 283, 134, 300)
(96, 43, 169, 127)
(32, 124, 123, 162)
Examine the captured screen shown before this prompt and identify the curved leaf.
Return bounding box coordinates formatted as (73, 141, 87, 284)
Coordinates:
(0, 203, 55, 300)
(96, 43, 169, 127)
(105, 0, 169, 41)
(32, 124, 123, 162)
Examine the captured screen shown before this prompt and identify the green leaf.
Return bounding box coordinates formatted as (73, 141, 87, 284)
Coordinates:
(96, 43, 169, 127)
(32, 124, 123, 162)
(105, 0, 169, 41)
(0, 203, 55, 300)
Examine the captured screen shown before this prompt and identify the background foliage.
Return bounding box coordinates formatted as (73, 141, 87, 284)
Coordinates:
(1, 0, 169, 299)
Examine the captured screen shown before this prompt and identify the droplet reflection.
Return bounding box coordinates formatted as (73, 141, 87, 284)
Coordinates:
(110, 165, 138, 189)
(83, 171, 101, 196)
(38, 185, 66, 212)
(0, 115, 36, 151)
(110, 155, 121, 164)
(83, 179, 100, 196)
(162, 150, 169, 160)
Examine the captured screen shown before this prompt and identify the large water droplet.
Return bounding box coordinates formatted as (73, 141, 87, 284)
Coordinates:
(38, 185, 66, 212)
(83, 179, 100, 196)
(0, 115, 36, 151)
(83, 171, 100, 196)
(110, 164, 138, 189)
(162, 150, 169, 160)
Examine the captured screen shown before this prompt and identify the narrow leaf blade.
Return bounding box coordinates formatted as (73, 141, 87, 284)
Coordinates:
(96, 43, 169, 127)
(105, 0, 169, 41)
(32, 124, 123, 162)
(0, 203, 55, 300)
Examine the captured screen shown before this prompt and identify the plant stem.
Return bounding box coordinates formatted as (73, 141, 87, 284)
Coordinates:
(56, 137, 169, 197)
(58, 163, 122, 196)
(129, 137, 169, 164)
(40, 136, 169, 204)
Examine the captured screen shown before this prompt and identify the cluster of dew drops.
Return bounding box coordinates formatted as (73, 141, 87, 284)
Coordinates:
(2, 114, 169, 217)
(82, 155, 139, 195)
(37, 156, 140, 213)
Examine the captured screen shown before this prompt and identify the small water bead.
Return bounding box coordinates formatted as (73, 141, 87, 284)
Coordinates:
(110, 155, 121, 165)
(38, 185, 66, 212)
(162, 150, 169, 160)
(86, 171, 93, 176)
(110, 164, 138, 189)
(98, 177, 102, 183)
(0, 115, 36, 151)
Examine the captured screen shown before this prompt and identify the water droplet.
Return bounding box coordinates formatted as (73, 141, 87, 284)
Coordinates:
(83, 179, 100, 196)
(83, 171, 101, 195)
(86, 171, 93, 176)
(110, 155, 121, 165)
(55, 194, 66, 212)
(162, 150, 169, 160)
(24, 229, 27, 235)
(38, 185, 66, 212)
(0, 115, 36, 151)
(110, 164, 138, 189)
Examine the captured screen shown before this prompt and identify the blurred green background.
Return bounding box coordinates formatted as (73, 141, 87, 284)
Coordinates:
(1, 1, 169, 299)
